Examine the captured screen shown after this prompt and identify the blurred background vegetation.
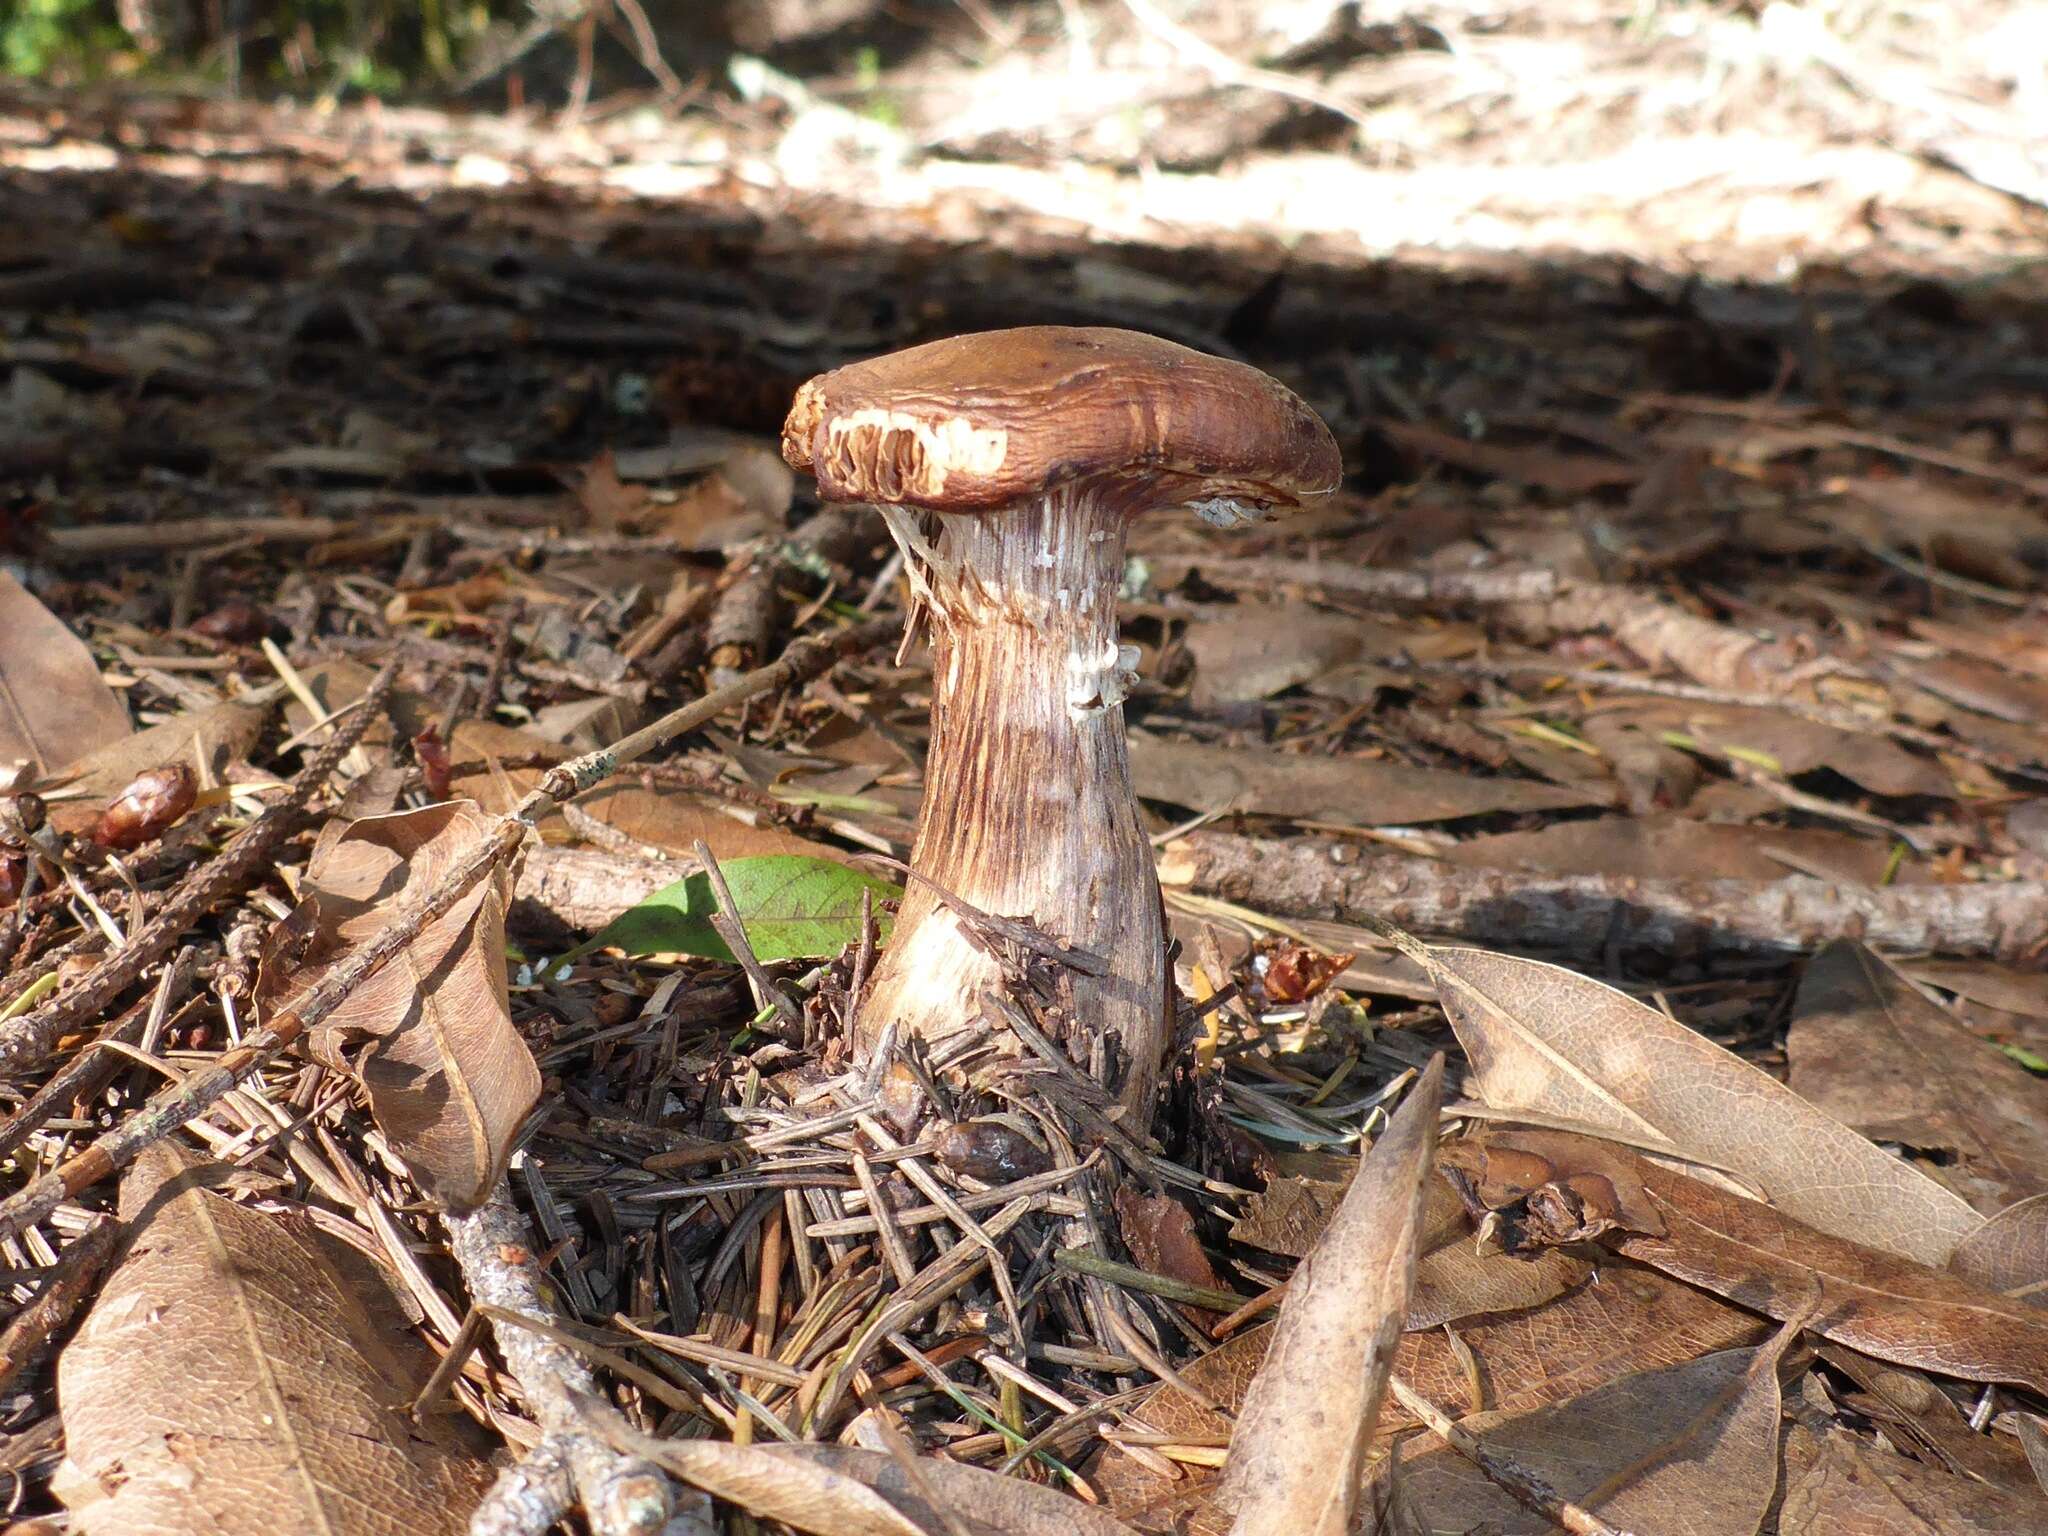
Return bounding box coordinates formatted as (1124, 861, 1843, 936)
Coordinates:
(1, 0, 697, 100)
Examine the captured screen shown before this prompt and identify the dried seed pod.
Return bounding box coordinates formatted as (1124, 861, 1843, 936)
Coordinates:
(92, 763, 198, 850)
(876, 1059, 926, 1138)
(935, 1119, 1053, 1183)
(412, 724, 453, 801)
(190, 599, 271, 644)
(3, 791, 45, 842)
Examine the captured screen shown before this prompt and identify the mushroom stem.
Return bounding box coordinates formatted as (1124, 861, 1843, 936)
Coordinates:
(860, 486, 1167, 1116)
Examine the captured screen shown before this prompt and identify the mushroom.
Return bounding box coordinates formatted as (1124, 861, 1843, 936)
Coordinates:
(782, 327, 1340, 1116)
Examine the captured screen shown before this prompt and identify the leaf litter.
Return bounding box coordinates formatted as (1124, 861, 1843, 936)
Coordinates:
(0, 14, 2045, 1534)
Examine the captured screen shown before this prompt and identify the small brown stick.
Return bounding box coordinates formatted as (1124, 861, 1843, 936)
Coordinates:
(1385, 1375, 1638, 1536)
(447, 1182, 673, 1536)
(1051, 1248, 1244, 1314)
(0, 1216, 118, 1393)
(694, 839, 804, 1032)
(0, 661, 400, 1076)
(0, 618, 895, 1247)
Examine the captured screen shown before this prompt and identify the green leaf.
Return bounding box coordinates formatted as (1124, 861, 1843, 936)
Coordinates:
(590, 856, 899, 963)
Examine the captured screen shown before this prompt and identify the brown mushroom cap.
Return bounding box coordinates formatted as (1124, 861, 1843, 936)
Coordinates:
(782, 326, 1341, 514)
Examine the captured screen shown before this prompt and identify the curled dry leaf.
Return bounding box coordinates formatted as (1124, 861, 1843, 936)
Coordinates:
(0, 570, 129, 780)
(1217, 1054, 1443, 1536)
(1382, 1321, 1803, 1536)
(1412, 941, 1981, 1267)
(54, 1144, 492, 1536)
(256, 800, 539, 1212)
(1949, 1193, 2048, 1305)
(1787, 940, 2048, 1213)
(1446, 1129, 2048, 1394)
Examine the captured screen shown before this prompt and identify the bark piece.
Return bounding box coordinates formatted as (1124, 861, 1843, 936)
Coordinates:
(1157, 830, 2048, 963)
(54, 1144, 491, 1536)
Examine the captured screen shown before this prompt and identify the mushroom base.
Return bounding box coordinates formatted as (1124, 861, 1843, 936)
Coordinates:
(858, 488, 1168, 1118)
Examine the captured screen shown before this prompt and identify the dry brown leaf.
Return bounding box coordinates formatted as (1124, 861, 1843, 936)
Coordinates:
(1098, 1261, 1763, 1534)
(1378, 418, 1644, 494)
(1787, 941, 2048, 1212)
(1906, 959, 2048, 1023)
(1231, 1171, 1588, 1330)
(1949, 1194, 2048, 1306)
(1382, 1323, 1801, 1536)
(1217, 1055, 1442, 1536)
(53, 1144, 492, 1535)
(1416, 942, 1982, 1267)
(1682, 703, 1955, 799)
(1816, 1345, 2039, 1490)
(1832, 476, 2048, 590)
(1446, 813, 1916, 885)
(634, 1434, 1140, 1536)
(1130, 738, 1598, 827)
(0, 572, 129, 780)
(1779, 1425, 2048, 1536)
(1117, 1187, 1232, 1325)
(2021, 1415, 2048, 1499)
(1448, 1129, 2048, 1394)
(1182, 607, 1400, 708)
(1904, 653, 2048, 727)
(282, 658, 436, 747)
(257, 801, 538, 1211)
(1913, 613, 2048, 683)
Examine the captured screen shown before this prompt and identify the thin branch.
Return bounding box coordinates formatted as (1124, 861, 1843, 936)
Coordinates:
(1386, 1375, 1638, 1536)
(448, 1182, 674, 1536)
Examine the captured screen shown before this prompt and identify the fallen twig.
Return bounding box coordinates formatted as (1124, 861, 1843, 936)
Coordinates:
(1161, 832, 2048, 962)
(0, 1217, 118, 1394)
(1385, 1374, 1638, 1536)
(447, 1182, 675, 1536)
